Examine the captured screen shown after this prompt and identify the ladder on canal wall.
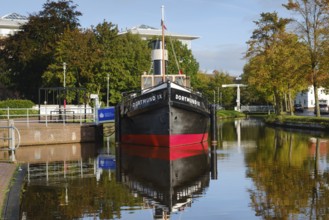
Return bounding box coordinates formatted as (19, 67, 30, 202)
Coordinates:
(0, 120, 21, 151)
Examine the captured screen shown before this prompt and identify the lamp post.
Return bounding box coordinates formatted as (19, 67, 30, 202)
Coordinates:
(63, 62, 67, 124)
(44, 101, 47, 127)
(63, 62, 66, 88)
(107, 74, 109, 107)
(217, 87, 220, 106)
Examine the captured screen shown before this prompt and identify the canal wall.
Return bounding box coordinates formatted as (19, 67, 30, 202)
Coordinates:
(0, 122, 103, 147)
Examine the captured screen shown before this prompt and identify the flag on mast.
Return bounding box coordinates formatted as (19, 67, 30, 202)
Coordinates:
(161, 19, 167, 30)
(161, 5, 167, 30)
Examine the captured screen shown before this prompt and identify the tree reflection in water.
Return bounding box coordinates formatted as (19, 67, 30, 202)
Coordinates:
(18, 142, 213, 220)
(16, 119, 329, 219)
(245, 126, 329, 219)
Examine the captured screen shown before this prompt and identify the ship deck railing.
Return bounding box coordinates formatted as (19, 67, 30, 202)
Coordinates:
(141, 74, 190, 90)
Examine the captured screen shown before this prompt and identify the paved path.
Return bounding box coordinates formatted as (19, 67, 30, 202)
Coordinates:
(0, 163, 16, 218)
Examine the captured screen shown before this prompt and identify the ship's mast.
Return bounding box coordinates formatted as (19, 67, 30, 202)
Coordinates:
(161, 5, 166, 82)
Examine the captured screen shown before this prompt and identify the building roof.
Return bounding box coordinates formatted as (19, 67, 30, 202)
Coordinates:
(120, 24, 200, 41)
(2, 13, 28, 20)
(0, 13, 28, 28)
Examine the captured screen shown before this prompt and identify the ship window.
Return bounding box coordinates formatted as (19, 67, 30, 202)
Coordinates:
(142, 76, 152, 89)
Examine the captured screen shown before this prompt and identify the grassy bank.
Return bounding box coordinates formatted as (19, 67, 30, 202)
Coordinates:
(217, 110, 245, 119)
(265, 114, 329, 129)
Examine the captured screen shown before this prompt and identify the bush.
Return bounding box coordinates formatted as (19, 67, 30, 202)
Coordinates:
(0, 99, 35, 108)
(0, 99, 37, 117)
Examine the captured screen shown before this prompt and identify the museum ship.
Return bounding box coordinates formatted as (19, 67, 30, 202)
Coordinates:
(116, 6, 210, 147)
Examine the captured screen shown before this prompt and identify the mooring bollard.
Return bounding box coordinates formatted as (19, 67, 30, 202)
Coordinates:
(210, 145, 218, 180)
(210, 104, 218, 146)
(115, 105, 121, 143)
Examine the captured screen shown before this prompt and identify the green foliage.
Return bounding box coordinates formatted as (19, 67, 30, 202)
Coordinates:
(0, 1, 210, 105)
(0, 0, 81, 102)
(192, 70, 235, 107)
(0, 99, 36, 117)
(244, 12, 309, 115)
(265, 115, 329, 129)
(0, 99, 35, 108)
(216, 110, 245, 118)
(283, 0, 329, 117)
(166, 37, 199, 77)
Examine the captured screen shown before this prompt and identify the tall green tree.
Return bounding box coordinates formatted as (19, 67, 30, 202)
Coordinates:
(44, 22, 151, 106)
(43, 28, 98, 103)
(192, 70, 234, 107)
(97, 29, 150, 104)
(166, 38, 199, 78)
(0, 0, 81, 102)
(283, 0, 329, 116)
(244, 12, 309, 115)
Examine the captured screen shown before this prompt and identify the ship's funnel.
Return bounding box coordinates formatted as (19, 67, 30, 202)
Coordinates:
(151, 40, 168, 75)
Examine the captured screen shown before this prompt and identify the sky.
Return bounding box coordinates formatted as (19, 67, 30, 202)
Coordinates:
(0, 0, 292, 76)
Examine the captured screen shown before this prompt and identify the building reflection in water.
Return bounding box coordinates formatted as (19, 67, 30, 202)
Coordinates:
(13, 143, 99, 183)
(16, 139, 216, 220)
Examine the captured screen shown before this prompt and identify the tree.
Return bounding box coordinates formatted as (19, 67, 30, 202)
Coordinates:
(98, 30, 150, 104)
(44, 21, 151, 106)
(42, 28, 98, 103)
(283, 0, 329, 116)
(166, 38, 199, 78)
(244, 12, 309, 115)
(0, 0, 81, 102)
(192, 70, 234, 108)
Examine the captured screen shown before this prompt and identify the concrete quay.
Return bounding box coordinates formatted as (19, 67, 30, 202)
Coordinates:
(0, 162, 17, 219)
(0, 121, 102, 147)
(0, 121, 106, 218)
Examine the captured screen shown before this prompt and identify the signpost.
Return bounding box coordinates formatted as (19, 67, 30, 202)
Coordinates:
(97, 107, 115, 124)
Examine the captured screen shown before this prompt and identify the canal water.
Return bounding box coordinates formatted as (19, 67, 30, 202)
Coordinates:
(14, 118, 329, 219)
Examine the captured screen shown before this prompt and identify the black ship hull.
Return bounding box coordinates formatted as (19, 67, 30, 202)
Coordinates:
(117, 81, 210, 147)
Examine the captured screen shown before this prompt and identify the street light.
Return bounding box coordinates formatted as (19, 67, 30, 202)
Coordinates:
(63, 62, 67, 123)
(63, 62, 66, 88)
(107, 74, 109, 107)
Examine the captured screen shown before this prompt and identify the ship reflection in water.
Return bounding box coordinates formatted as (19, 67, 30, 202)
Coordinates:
(118, 142, 214, 219)
(18, 141, 216, 220)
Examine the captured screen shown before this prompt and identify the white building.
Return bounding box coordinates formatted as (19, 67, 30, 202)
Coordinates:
(295, 86, 329, 108)
(0, 13, 28, 39)
(119, 25, 199, 50)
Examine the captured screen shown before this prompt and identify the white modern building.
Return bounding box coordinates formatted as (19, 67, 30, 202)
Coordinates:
(0, 13, 28, 39)
(295, 86, 329, 108)
(119, 25, 199, 49)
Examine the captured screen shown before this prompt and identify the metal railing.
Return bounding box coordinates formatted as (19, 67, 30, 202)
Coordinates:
(240, 105, 275, 113)
(0, 120, 21, 150)
(0, 106, 96, 127)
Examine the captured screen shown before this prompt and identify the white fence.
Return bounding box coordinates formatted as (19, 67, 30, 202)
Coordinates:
(0, 105, 95, 126)
(240, 105, 275, 113)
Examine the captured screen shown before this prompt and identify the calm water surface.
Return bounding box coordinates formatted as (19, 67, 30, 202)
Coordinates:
(16, 118, 329, 219)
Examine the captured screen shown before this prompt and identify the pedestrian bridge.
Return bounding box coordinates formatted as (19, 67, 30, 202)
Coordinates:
(240, 105, 274, 114)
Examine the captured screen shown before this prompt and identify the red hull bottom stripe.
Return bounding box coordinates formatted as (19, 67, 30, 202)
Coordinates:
(121, 133, 208, 147)
(120, 142, 209, 160)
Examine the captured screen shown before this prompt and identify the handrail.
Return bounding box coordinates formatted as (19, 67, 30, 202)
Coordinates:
(0, 107, 95, 126)
(0, 125, 20, 150)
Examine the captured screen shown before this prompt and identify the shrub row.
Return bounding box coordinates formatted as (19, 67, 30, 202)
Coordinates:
(0, 99, 35, 108)
(0, 100, 37, 117)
